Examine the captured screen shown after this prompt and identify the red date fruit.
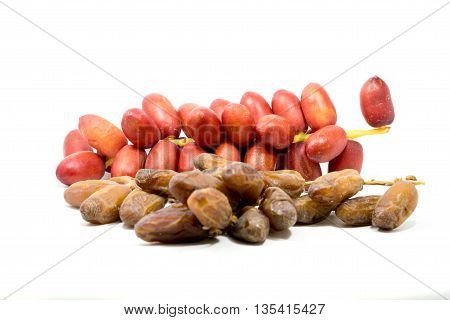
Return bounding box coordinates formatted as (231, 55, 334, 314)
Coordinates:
(272, 89, 307, 133)
(286, 142, 322, 181)
(145, 140, 179, 171)
(178, 103, 200, 138)
(185, 107, 221, 148)
(360, 76, 395, 127)
(328, 140, 363, 173)
(244, 142, 277, 171)
(56, 151, 105, 186)
(240, 91, 272, 123)
(178, 143, 206, 172)
(215, 141, 241, 162)
(300, 83, 337, 131)
(305, 125, 347, 163)
(121, 108, 160, 149)
(135, 204, 208, 243)
(63, 129, 92, 157)
(221, 103, 256, 147)
(78, 114, 128, 158)
(256, 114, 294, 150)
(209, 99, 230, 119)
(142, 93, 181, 138)
(111, 145, 147, 177)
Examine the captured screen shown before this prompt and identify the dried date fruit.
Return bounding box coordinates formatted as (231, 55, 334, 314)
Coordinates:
(261, 170, 305, 198)
(308, 169, 363, 206)
(193, 153, 230, 170)
(335, 195, 380, 226)
(135, 205, 208, 243)
(259, 187, 297, 231)
(372, 181, 418, 230)
(135, 169, 177, 196)
(80, 184, 132, 224)
(230, 207, 270, 243)
(187, 188, 232, 230)
(119, 190, 166, 227)
(64, 180, 117, 208)
(168, 170, 223, 203)
(222, 162, 265, 204)
(294, 195, 335, 224)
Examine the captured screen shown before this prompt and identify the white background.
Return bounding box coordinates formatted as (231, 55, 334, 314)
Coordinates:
(0, 0, 449, 312)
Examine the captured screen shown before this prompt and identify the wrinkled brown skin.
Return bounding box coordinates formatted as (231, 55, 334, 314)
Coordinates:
(64, 180, 117, 207)
(294, 195, 335, 224)
(222, 162, 265, 204)
(178, 103, 200, 138)
(209, 99, 230, 119)
(78, 114, 128, 158)
(259, 187, 297, 231)
(119, 189, 166, 227)
(142, 93, 181, 138)
(328, 140, 363, 173)
(215, 141, 241, 162)
(372, 181, 418, 230)
(308, 169, 364, 207)
(230, 207, 270, 243)
(261, 170, 305, 198)
(256, 114, 294, 150)
(221, 103, 256, 147)
(187, 188, 232, 230)
(121, 108, 161, 149)
(185, 107, 221, 148)
(244, 142, 277, 171)
(135, 205, 208, 243)
(80, 184, 132, 224)
(336, 196, 380, 226)
(360, 76, 395, 128)
(56, 151, 105, 186)
(178, 143, 206, 172)
(145, 140, 179, 171)
(168, 170, 223, 203)
(272, 89, 307, 134)
(135, 169, 177, 196)
(286, 142, 322, 181)
(300, 83, 337, 131)
(305, 125, 348, 163)
(63, 129, 92, 157)
(111, 145, 147, 178)
(194, 153, 230, 170)
(240, 91, 273, 123)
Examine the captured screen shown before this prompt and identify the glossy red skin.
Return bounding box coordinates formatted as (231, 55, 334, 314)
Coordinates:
(121, 108, 161, 149)
(360, 76, 395, 127)
(272, 89, 307, 134)
(240, 91, 273, 123)
(63, 129, 92, 157)
(185, 107, 221, 148)
(244, 142, 277, 171)
(221, 103, 256, 148)
(145, 140, 179, 171)
(78, 114, 128, 158)
(215, 141, 241, 162)
(56, 151, 105, 186)
(178, 143, 206, 172)
(256, 114, 294, 150)
(328, 140, 363, 173)
(111, 145, 147, 177)
(178, 103, 200, 138)
(286, 142, 322, 181)
(300, 83, 337, 131)
(209, 99, 230, 119)
(142, 93, 181, 138)
(305, 125, 347, 163)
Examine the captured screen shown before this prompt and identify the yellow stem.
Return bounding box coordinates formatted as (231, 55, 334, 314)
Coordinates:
(292, 126, 391, 143)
